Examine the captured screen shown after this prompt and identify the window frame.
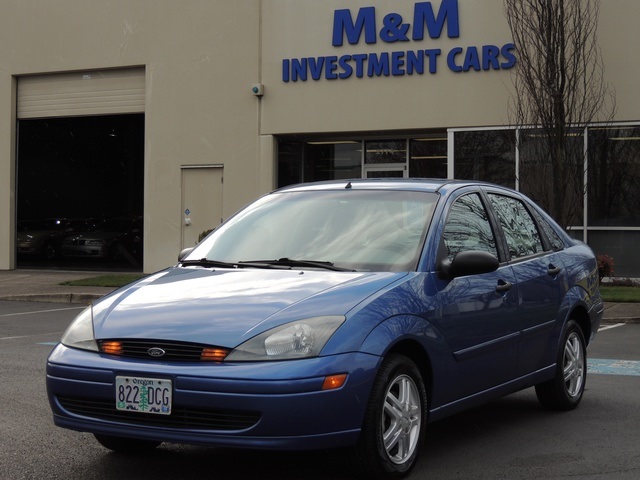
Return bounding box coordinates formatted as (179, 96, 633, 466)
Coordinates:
(482, 188, 560, 262)
(439, 190, 503, 264)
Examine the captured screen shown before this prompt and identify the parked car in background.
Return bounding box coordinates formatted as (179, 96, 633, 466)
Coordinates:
(17, 218, 95, 260)
(62, 217, 142, 264)
(47, 179, 602, 479)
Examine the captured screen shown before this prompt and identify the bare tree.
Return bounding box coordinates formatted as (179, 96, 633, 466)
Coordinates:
(504, 0, 616, 228)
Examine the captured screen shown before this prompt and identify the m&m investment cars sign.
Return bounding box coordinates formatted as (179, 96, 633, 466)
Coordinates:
(282, 0, 516, 82)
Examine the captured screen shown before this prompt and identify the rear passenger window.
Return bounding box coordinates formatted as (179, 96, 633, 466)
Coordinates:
(488, 194, 544, 259)
(442, 193, 498, 261)
(531, 208, 565, 251)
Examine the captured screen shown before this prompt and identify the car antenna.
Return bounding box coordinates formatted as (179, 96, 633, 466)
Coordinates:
(345, 181, 352, 189)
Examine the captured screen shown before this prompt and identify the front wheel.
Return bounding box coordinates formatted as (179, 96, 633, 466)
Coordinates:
(94, 433, 161, 452)
(535, 319, 587, 410)
(352, 354, 427, 479)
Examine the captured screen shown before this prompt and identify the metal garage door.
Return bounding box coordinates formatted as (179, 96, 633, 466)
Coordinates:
(17, 67, 145, 119)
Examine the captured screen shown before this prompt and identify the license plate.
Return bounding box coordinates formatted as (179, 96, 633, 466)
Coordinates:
(115, 376, 172, 415)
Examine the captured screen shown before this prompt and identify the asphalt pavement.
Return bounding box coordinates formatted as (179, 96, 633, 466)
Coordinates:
(0, 268, 638, 323)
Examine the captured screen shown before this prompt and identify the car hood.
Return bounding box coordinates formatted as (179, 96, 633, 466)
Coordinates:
(92, 266, 406, 347)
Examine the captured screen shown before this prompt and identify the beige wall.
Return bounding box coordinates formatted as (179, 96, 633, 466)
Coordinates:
(261, 0, 516, 134)
(598, 1, 640, 122)
(0, 0, 638, 272)
(261, 0, 640, 133)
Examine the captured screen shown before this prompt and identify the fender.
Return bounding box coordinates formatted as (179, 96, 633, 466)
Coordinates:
(557, 283, 603, 346)
(525, 283, 601, 379)
(359, 314, 454, 409)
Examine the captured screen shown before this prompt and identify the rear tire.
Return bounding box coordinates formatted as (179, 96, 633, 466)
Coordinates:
(94, 433, 161, 452)
(535, 319, 587, 410)
(352, 354, 427, 479)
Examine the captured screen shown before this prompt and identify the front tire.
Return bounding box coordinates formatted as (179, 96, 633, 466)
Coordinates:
(535, 319, 587, 410)
(353, 354, 427, 479)
(94, 433, 161, 452)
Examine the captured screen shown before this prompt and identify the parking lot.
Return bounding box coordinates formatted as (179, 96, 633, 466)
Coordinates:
(1, 300, 639, 479)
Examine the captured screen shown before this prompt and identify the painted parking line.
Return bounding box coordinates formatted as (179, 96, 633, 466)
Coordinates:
(588, 358, 640, 377)
(598, 323, 625, 332)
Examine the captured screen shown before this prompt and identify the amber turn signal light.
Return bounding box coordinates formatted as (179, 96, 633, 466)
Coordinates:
(322, 373, 348, 390)
(201, 347, 229, 362)
(100, 341, 123, 355)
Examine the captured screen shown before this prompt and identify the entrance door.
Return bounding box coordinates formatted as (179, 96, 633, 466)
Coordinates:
(363, 140, 408, 179)
(181, 166, 223, 249)
(364, 165, 407, 178)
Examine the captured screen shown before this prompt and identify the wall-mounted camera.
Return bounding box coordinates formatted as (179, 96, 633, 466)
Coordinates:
(251, 83, 264, 96)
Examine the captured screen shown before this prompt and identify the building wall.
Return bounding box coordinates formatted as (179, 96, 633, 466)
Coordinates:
(0, 0, 264, 272)
(0, 0, 638, 272)
(260, 0, 640, 134)
(261, 0, 517, 134)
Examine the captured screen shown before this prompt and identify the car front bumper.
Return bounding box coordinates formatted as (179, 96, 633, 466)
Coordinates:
(46, 344, 380, 450)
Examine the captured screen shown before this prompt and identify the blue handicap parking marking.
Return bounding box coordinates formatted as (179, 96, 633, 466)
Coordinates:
(588, 358, 640, 377)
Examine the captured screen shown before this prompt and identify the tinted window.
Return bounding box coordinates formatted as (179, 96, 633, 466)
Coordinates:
(489, 194, 544, 259)
(442, 193, 498, 261)
(530, 208, 565, 251)
(453, 130, 516, 188)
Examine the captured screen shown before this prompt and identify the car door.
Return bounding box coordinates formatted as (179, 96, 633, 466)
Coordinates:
(431, 191, 520, 402)
(486, 192, 567, 376)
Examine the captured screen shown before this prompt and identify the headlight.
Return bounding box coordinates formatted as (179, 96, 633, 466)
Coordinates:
(226, 316, 345, 361)
(60, 306, 98, 352)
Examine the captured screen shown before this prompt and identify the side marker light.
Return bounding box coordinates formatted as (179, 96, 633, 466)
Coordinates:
(322, 374, 348, 390)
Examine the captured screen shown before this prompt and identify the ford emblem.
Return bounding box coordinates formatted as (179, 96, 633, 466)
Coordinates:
(147, 347, 166, 358)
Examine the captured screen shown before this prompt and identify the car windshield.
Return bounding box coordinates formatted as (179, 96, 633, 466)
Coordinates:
(187, 189, 438, 272)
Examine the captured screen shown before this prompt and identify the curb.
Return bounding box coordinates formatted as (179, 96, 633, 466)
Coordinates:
(601, 317, 640, 324)
(0, 293, 104, 304)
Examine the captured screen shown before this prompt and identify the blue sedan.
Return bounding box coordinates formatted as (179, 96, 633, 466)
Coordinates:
(46, 179, 602, 479)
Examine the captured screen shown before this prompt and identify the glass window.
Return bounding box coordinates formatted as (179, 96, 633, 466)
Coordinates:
(365, 140, 407, 164)
(587, 230, 640, 278)
(489, 194, 544, 259)
(453, 130, 515, 188)
(277, 140, 362, 187)
(587, 126, 640, 227)
(277, 141, 303, 187)
(190, 190, 438, 272)
(409, 136, 447, 178)
(442, 193, 498, 261)
(530, 207, 565, 251)
(518, 128, 584, 228)
(304, 141, 362, 183)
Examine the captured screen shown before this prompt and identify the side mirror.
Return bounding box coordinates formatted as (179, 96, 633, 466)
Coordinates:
(178, 247, 194, 262)
(439, 250, 499, 279)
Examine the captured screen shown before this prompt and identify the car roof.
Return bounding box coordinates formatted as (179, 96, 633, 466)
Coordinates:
(274, 178, 497, 194)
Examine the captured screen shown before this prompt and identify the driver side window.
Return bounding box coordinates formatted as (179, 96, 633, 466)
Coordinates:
(442, 193, 498, 261)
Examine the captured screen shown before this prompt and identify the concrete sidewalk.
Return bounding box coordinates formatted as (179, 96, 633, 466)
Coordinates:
(0, 269, 117, 305)
(0, 268, 638, 323)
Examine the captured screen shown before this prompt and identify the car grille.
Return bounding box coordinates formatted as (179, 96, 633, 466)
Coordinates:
(57, 396, 261, 431)
(97, 339, 229, 362)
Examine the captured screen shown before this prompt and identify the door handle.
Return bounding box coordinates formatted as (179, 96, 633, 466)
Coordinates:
(496, 279, 512, 293)
(548, 264, 561, 276)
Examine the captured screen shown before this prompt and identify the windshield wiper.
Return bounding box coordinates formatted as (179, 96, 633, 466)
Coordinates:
(238, 258, 355, 272)
(181, 258, 238, 269)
